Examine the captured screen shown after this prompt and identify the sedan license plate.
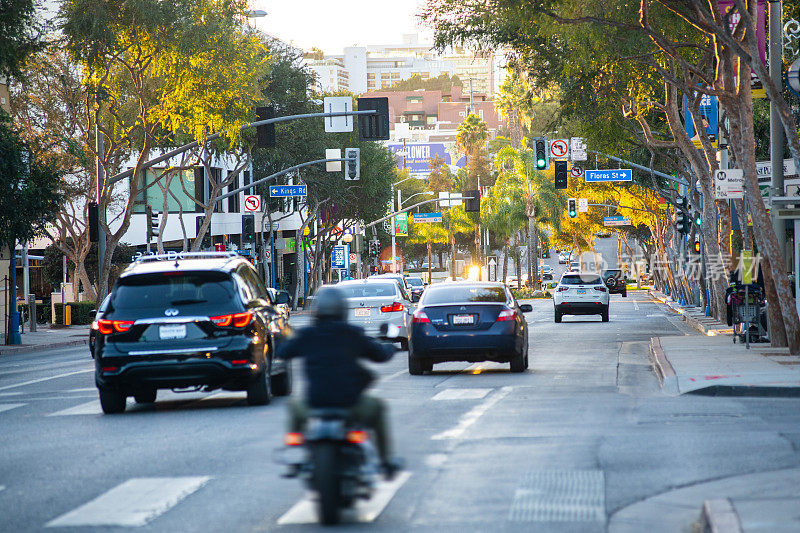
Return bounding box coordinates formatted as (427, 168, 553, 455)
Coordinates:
(354, 308, 370, 317)
(159, 324, 187, 339)
(452, 314, 474, 325)
(577, 289, 587, 295)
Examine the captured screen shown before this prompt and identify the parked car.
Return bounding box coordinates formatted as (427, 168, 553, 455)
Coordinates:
(595, 230, 612, 238)
(408, 282, 532, 374)
(601, 269, 627, 297)
(267, 287, 293, 317)
(553, 272, 610, 322)
(538, 264, 554, 281)
(93, 252, 292, 414)
(89, 295, 111, 357)
(558, 252, 568, 264)
(569, 261, 581, 272)
(334, 279, 412, 349)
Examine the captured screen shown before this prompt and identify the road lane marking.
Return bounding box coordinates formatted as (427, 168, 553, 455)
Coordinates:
(424, 454, 448, 468)
(0, 369, 93, 392)
(633, 300, 640, 311)
(276, 471, 411, 525)
(66, 388, 96, 393)
(0, 404, 25, 413)
(48, 400, 103, 416)
(45, 476, 210, 528)
(432, 388, 491, 401)
(431, 386, 512, 440)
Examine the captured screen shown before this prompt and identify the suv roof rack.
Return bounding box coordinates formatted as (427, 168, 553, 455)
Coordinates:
(135, 251, 238, 263)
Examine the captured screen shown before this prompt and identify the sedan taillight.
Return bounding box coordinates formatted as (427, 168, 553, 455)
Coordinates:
(557, 287, 569, 292)
(411, 309, 430, 323)
(380, 302, 404, 313)
(594, 286, 607, 292)
(496, 308, 516, 322)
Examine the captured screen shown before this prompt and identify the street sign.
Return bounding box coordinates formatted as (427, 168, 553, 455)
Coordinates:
(269, 185, 307, 197)
(487, 256, 497, 281)
(604, 215, 631, 227)
(549, 139, 569, 159)
(323, 96, 353, 132)
(331, 245, 349, 270)
(394, 212, 408, 236)
(349, 252, 357, 263)
(714, 169, 744, 200)
(585, 169, 632, 182)
(325, 148, 342, 172)
(411, 212, 443, 223)
(570, 166, 584, 178)
(265, 249, 272, 261)
(243, 195, 261, 212)
(570, 137, 587, 161)
(578, 198, 588, 213)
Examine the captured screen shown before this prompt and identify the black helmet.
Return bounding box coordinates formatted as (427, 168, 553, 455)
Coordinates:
(313, 286, 347, 322)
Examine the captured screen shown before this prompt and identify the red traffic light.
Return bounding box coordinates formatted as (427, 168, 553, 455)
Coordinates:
(693, 240, 701, 253)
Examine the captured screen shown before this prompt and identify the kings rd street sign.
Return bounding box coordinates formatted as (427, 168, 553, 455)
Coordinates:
(269, 185, 307, 197)
(585, 169, 632, 182)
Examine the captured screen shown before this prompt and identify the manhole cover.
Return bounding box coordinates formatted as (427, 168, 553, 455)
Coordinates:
(508, 470, 605, 522)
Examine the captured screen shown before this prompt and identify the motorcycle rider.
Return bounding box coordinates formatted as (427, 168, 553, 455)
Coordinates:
(278, 286, 401, 479)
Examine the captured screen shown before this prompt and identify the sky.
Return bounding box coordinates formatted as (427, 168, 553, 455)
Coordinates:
(250, 0, 434, 54)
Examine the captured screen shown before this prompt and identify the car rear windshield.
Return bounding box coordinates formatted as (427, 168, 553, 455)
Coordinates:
(339, 283, 397, 298)
(111, 271, 239, 311)
(603, 270, 622, 277)
(423, 286, 507, 305)
(406, 278, 423, 287)
(561, 274, 602, 285)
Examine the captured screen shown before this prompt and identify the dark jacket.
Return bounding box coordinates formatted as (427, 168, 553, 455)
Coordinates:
(277, 320, 393, 407)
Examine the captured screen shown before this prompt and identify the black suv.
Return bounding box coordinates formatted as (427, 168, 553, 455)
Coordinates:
(93, 252, 292, 414)
(601, 269, 627, 297)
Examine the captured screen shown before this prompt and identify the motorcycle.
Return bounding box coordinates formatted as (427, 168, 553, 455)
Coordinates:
(276, 323, 401, 525)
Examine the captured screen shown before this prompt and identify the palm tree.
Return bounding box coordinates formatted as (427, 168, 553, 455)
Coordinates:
(481, 167, 527, 284)
(443, 204, 475, 280)
(408, 218, 449, 282)
(495, 70, 535, 149)
(456, 114, 491, 267)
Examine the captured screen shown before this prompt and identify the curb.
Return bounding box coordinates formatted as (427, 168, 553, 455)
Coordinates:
(700, 499, 742, 533)
(649, 337, 678, 395)
(0, 338, 88, 356)
(647, 290, 732, 336)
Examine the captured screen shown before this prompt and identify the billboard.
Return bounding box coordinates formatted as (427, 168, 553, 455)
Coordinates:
(388, 143, 464, 176)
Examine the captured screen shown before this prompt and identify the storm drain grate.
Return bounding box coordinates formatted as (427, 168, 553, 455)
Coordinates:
(508, 470, 605, 522)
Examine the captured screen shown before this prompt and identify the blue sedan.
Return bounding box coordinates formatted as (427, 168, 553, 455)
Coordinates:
(407, 282, 532, 374)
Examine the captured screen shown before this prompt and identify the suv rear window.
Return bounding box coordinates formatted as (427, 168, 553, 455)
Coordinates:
(111, 271, 239, 312)
(561, 274, 602, 285)
(406, 277, 424, 287)
(423, 285, 507, 304)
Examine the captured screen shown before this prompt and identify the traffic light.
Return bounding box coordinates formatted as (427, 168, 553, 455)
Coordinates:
(369, 240, 379, 257)
(554, 160, 568, 189)
(88, 201, 99, 242)
(693, 238, 701, 253)
(535, 138, 548, 170)
(465, 189, 480, 212)
(370, 265, 378, 274)
(694, 212, 702, 227)
(146, 206, 160, 241)
(567, 198, 577, 218)
(256, 106, 276, 148)
(344, 148, 360, 180)
(242, 214, 255, 243)
(675, 211, 688, 233)
(357, 97, 390, 141)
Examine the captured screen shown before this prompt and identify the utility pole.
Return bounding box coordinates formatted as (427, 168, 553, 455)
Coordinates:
(769, 0, 786, 267)
(95, 110, 107, 299)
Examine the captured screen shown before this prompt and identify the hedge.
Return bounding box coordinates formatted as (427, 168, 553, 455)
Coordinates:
(52, 302, 96, 325)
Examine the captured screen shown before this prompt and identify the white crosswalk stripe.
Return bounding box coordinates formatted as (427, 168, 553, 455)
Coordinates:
(277, 472, 411, 525)
(432, 388, 491, 400)
(47, 400, 103, 416)
(0, 403, 25, 413)
(45, 476, 210, 528)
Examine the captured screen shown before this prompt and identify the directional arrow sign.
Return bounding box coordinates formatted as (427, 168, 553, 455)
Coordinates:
(585, 169, 632, 182)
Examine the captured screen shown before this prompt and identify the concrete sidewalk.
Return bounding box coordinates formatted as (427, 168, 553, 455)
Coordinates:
(610, 467, 800, 533)
(0, 325, 89, 356)
(649, 290, 733, 336)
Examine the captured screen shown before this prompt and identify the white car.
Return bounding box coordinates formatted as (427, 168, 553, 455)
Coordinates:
(569, 261, 580, 272)
(553, 272, 610, 322)
(558, 252, 568, 264)
(334, 279, 412, 349)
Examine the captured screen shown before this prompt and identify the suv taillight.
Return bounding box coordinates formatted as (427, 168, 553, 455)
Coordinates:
(557, 287, 569, 292)
(380, 302, 404, 313)
(97, 319, 134, 334)
(210, 311, 253, 328)
(411, 309, 430, 323)
(496, 308, 516, 322)
(594, 286, 607, 292)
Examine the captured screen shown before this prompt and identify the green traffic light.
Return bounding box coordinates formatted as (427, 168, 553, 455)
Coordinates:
(695, 215, 702, 225)
(537, 158, 545, 168)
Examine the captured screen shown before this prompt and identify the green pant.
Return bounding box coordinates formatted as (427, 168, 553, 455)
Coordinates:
(288, 395, 392, 463)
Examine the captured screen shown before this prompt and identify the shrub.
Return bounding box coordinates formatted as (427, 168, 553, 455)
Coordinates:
(52, 301, 96, 325)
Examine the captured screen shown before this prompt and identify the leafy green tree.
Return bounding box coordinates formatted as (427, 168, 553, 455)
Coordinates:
(383, 73, 462, 93)
(0, 0, 42, 79)
(407, 219, 449, 281)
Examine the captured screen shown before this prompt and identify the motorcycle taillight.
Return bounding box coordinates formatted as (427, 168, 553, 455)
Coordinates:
(284, 432, 305, 446)
(346, 430, 369, 444)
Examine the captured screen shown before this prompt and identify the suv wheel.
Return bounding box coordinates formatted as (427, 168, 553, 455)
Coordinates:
(554, 310, 562, 323)
(601, 306, 610, 322)
(622, 288, 627, 298)
(99, 387, 127, 414)
(272, 362, 292, 397)
(247, 368, 272, 405)
(134, 389, 157, 404)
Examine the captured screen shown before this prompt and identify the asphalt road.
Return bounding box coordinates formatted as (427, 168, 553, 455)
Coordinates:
(2, 291, 800, 532)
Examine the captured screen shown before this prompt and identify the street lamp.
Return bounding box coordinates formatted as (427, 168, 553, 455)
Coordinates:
(246, 9, 268, 17)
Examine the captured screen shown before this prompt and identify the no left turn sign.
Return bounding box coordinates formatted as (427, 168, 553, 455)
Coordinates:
(244, 195, 261, 212)
(570, 166, 584, 178)
(549, 139, 569, 159)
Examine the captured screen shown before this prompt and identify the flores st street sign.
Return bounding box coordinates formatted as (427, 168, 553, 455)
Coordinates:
(585, 169, 632, 182)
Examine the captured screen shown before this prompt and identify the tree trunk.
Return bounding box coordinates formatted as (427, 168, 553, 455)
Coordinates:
(760, 254, 788, 346)
(426, 241, 432, 283)
(502, 236, 509, 284)
(528, 210, 538, 290)
(474, 222, 481, 279)
(450, 234, 457, 280)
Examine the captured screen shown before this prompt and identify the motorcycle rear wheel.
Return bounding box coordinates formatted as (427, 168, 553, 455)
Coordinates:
(312, 443, 342, 525)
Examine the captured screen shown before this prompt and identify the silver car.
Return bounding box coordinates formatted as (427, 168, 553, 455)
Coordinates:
(337, 279, 412, 349)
